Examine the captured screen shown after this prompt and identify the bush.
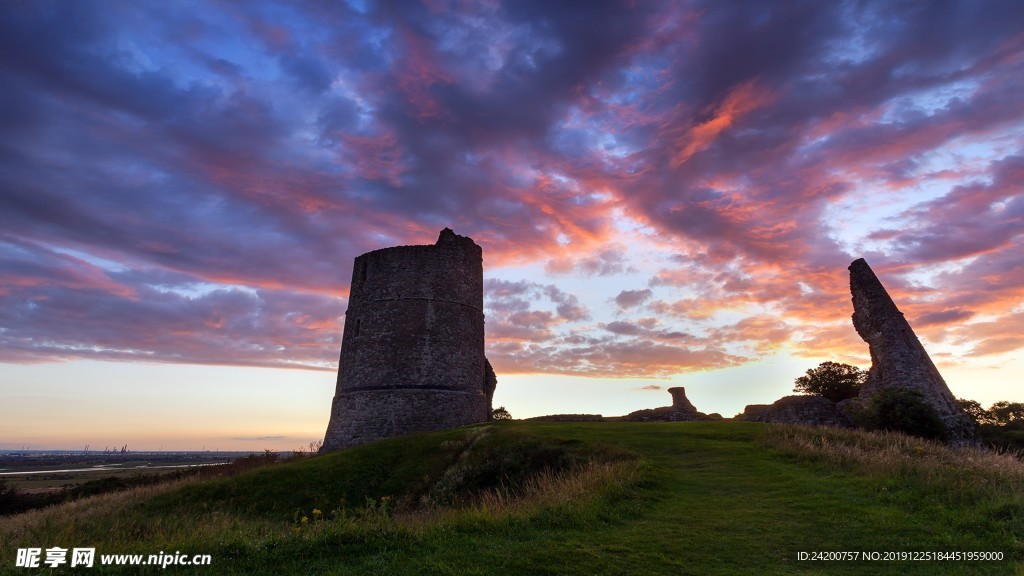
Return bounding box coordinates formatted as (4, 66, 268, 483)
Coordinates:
(0, 480, 64, 516)
(978, 426, 1024, 454)
(861, 388, 947, 442)
(0, 481, 25, 515)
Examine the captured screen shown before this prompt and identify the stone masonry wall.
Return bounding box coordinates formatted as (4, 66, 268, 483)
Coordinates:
(321, 229, 492, 451)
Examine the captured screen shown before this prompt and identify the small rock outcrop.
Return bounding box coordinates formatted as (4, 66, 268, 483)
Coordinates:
(737, 395, 851, 427)
(623, 387, 709, 422)
(848, 258, 980, 446)
(526, 414, 605, 422)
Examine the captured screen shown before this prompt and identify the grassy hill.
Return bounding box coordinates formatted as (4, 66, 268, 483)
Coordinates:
(1, 421, 1021, 575)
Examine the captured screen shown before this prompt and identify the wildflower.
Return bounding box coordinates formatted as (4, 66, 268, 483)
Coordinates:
(301, 516, 309, 524)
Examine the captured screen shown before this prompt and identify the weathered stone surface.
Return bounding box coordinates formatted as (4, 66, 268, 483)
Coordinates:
(483, 358, 497, 420)
(668, 387, 698, 413)
(321, 228, 494, 452)
(848, 258, 979, 446)
(737, 395, 851, 427)
(623, 387, 708, 422)
(738, 404, 771, 420)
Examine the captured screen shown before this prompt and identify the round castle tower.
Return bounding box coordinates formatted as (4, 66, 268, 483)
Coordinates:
(321, 228, 495, 451)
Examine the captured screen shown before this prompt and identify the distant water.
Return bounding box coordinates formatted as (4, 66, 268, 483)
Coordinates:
(2, 450, 256, 456)
(0, 462, 228, 476)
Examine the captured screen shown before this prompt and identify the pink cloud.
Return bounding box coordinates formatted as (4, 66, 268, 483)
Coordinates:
(670, 80, 775, 168)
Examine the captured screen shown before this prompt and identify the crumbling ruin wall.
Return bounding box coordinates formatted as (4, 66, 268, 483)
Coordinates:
(737, 395, 851, 427)
(848, 258, 979, 446)
(321, 228, 493, 451)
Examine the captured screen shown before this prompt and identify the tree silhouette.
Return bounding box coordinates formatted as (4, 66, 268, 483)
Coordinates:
(793, 361, 866, 402)
(956, 398, 993, 425)
(989, 401, 1024, 426)
(955, 399, 1024, 427)
(491, 406, 513, 421)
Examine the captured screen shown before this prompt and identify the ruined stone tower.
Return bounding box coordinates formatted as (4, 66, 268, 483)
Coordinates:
(848, 258, 979, 446)
(321, 228, 495, 452)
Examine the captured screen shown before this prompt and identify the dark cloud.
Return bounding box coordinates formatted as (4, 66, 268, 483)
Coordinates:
(483, 278, 589, 346)
(598, 320, 690, 342)
(609, 0, 1024, 284)
(546, 248, 634, 277)
(915, 308, 977, 328)
(886, 155, 1024, 264)
(615, 289, 653, 309)
(602, 321, 642, 337)
(486, 332, 741, 378)
(279, 51, 334, 94)
(543, 285, 590, 322)
(1, 0, 1022, 371)
(0, 240, 344, 368)
(946, 311, 1024, 358)
(707, 316, 794, 355)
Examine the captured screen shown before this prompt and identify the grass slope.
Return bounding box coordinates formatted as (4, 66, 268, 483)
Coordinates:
(1, 421, 1021, 575)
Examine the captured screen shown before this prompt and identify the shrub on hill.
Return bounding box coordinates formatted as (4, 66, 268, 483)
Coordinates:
(861, 388, 947, 442)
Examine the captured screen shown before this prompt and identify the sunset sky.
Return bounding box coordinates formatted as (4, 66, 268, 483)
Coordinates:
(2, 1, 1022, 451)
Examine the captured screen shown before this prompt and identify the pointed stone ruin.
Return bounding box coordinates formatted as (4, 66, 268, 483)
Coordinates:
(847, 258, 979, 446)
(668, 387, 698, 414)
(623, 387, 717, 422)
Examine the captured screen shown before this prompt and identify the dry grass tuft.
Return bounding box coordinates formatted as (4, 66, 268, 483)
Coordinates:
(473, 459, 639, 514)
(0, 475, 285, 551)
(760, 424, 1024, 504)
(0, 476, 199, 543)
(398, 459, 640, 529)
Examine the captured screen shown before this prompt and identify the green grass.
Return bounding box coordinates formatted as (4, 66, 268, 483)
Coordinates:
(1, 421, 1021, 575)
